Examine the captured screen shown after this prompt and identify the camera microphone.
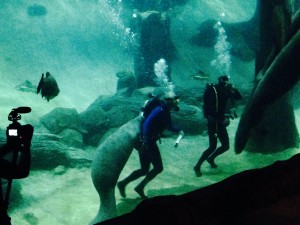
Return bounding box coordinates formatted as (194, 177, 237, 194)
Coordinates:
(15, 107, 31, 114)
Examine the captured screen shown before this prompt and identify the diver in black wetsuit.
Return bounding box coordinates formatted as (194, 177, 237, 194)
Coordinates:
(117, 92, 183, 199)
(194, 76, 241, 177)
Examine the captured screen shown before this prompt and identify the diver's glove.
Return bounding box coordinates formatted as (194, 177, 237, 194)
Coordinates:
(175, 130, 184, 147)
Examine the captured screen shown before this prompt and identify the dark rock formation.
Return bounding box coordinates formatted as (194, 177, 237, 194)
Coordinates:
(132, 11, 176, 87)
(116, 70, 137, 97)
(40, 107, 81, 134)
(30, 133, 91, 170)
(191, 16, 258, 62)
(235, 9, 300, 154)
(97, 153, 300, 225)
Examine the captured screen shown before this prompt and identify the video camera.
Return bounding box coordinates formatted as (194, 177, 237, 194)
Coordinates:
(6, 107, 32, 149)
(1, 107, 33, 221)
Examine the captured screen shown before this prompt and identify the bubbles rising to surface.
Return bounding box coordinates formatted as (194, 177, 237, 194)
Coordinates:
(154, 58, 175, 94)
(100, 0, 139, 53)
(210, 13, 232, 76)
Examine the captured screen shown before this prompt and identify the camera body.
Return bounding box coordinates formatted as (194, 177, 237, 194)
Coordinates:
(6, 107, 32, 149)
(6, 122, 24, 148)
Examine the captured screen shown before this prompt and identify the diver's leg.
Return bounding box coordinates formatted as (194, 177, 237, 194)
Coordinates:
(207, 125, 229, 167)
(194, 122, 217, 176)
(134, 143, 162, 198)
(117, 150, 150, 198)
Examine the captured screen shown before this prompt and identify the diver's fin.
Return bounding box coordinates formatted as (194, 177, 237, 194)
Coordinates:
(37, 73, 44, 94)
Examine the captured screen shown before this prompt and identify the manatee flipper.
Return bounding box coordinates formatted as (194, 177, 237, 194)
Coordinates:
(37, 73, 44, 94)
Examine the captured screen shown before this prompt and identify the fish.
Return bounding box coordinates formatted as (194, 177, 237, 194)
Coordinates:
(15, 80, 37, 93)
(189, 70, 210, 80)
(37, 72, 60, 101)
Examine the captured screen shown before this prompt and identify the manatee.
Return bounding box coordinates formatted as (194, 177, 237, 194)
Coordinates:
(90, 116, 142, 224)
(37, 72, 60, 101)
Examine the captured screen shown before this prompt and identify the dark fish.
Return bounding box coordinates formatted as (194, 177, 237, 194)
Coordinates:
(37, 72, 60, 101)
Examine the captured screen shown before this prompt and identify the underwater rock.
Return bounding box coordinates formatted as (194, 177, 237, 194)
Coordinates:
(58, 128, 83, 148)
(229, 33, 256, 62)
(79, 104, 108, 133)
(191, 17, 258, 62)
(79, 99, 109, 146)
(171, 104, 205, 135)
(31, 133, 90, 170)
(86, 95, 141, 113)
(80, 95, 142, 145)
(190, 19, 218, 47)
(40, 107, 81, 134)
(131, 86, 161, 97)
(27, 4, 47, 17)
(235, 10, 300, 153)
(53, 165, 67, 175)
(30, 137, 71, 170)
(106, 105, 138, 128)
(116, 70, 136, 97)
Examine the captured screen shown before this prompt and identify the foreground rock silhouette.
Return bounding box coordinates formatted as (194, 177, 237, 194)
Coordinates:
(96, 153, 300, 225)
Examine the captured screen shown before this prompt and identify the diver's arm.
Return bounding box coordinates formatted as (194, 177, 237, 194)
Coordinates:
(230, 85, 242, 100)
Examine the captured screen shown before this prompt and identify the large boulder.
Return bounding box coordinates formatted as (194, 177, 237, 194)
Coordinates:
(116, 70, 136, 97)
(40, 107, 81, 134)
(58, 128, 84, 148)
(79, 95, 141, 146)
(30, 133, 91, 170)
(79, 100, 109, 146)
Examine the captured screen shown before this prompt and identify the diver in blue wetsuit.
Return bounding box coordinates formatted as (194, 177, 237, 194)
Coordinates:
(117, 92, 183, 199)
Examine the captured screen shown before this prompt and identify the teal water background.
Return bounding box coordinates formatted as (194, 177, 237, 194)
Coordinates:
(0, 1, 299, 224)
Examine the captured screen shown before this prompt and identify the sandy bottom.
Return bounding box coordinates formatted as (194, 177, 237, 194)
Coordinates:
(7, 114, 300, 225)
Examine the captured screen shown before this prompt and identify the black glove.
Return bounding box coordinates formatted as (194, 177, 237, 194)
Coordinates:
(223, 117, 230, 127)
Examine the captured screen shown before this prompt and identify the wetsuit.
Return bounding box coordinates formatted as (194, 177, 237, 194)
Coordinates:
(194, 82, 241, 176)
(118, 103, 180, 198)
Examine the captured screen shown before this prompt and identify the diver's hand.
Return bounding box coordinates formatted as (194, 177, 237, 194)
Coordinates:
(179, 130, 185, 137)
